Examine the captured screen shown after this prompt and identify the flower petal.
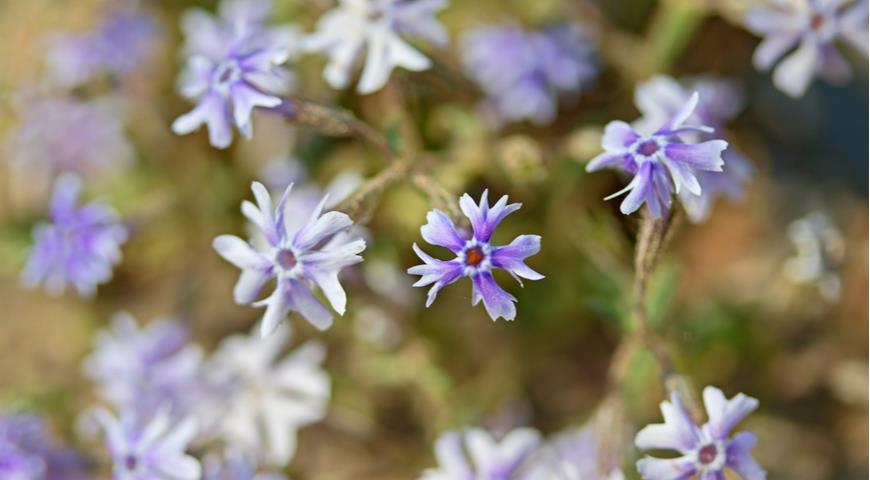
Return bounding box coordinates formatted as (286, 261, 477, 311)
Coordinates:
(635, 455, 697, 480)
(664, 140, 726, 172)
(772, 40, 818, 97)
(602, 120, 640, 152)
(213, 235, 270, 270)
(725, 431, 766, 480)
(234, 268, 272, 304)
(286, 278, 333, 331)
(471, 271, 517, 321)
(702, 386, 759, 441)
(491, 235, 544, 283)
(635, 391, 701, 453)
(421, 209, 466, 252)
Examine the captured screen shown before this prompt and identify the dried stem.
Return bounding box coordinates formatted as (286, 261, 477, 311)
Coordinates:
(333, 160, 409, 217)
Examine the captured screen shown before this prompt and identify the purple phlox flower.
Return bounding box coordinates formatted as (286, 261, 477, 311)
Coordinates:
(45, 7, 159, 88)
(206, 326, 330, 467)
(213, 181, 366, 336)
(408, 190, 544, 321)
(783, 211, 845, 302)
(303, 0, 448, 94)
(461, 24, 598, 126)
(586, 92, 728, 219)
(5, 96, 133, 180)
(258, 156, 307, 192)
(0, 413, 89, 480)
(93, 408, 201, 480)
(421, 427, 541, 480)
(83, 312, 204, 420)
(203, 449, 287, 480)
(634, 75, 753, 223)
(745, 0, 868, 97)
(635, 386, 765, 480)
(172, 0, 300, 149)
(21, 174, 128, 298)
(519, 422, 625, 480)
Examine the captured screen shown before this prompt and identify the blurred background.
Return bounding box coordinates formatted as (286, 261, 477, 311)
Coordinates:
(0, 0, 866, 479)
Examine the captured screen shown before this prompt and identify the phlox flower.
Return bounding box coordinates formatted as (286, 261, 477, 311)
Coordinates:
(745, 0, 868, 97)
(21, 174, 128, 297)
(519, 422, 625, 480)
(172, 0, 300, 148)
(0, 413, 89, 480)
(421, 427, 541, 480)
(304, 0, 448, 94)
(408, 190, 543, 321)
(213, 181, 366, 336)
(206, 326, 330, 467)
(634, 386, 765, 480)
(93, 408, 201, 480)
(586, 93, 728, 219)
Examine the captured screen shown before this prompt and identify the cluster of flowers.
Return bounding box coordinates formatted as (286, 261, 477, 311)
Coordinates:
(4, 0, 866, 478)
(421, 386, 764, 480)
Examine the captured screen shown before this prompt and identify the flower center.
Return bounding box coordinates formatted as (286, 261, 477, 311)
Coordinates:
(636, 140, 660, 156)
(810, 12, 825, 31)
(212, 59, 242, 92)
(697, 443, 718, 465)
(464, 246, 485, 267)
(276, 249, 297, 270)
(124, 454, 139, 471)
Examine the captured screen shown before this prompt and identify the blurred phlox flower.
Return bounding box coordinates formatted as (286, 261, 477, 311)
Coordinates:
(206, 326, 330, 467)
(0, 413, 89, 480)
(213, 181, 366, 336)
(83, 312, 204, 420)
(420, 427, 541, 480)
(45, 6, 159, 87)
(172, 0, 300, 148)
(22, 174, 128, 298)
(304, 0, 448, 94)
(93, 408, 201, 480)
(408, 190, 544, 321)
(783, 211, 845, 302)
(634, 386, 765, 480)
(634, 75, 753, 223)
(519, 422, 624, 480)
(586, 92, 728, 218)
(203, 449, 287, 480)
(5, 96, 133, 180)
(744, 0, 868, 97)
(461, 24, 598, 126)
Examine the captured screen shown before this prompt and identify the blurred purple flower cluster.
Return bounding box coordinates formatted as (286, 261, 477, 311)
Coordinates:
(0, 413, 89, 480)
(461, 24, 598, 126)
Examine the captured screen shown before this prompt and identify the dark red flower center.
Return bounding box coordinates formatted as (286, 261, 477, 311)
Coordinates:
(125, 454, 139, 471)
(698, 444, 718, 465)
(637, 140, 660, 156)
(810, 12, 825, 30)
(277, 249, 297, 270)
(465, 246, 485, 267)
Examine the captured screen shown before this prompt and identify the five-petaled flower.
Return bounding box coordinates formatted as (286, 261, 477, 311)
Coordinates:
(21, 174, 128, 297)
(744, 0, 868, 97)
(586, 92, 728, 219)
(213, 182, 366, 336)
(408, 190, 543, 321)
(635, 386, 766, 480)
(304, 0, 448, 94)
(633, 75, 753, 223)
(93, 408, 201, 480)
(420, 427, 540, 480)
(172, 0, 299, 148)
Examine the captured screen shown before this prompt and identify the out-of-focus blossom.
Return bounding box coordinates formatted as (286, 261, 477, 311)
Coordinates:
(634, 75, 753, 223)
(420, 427, 541, 480)
(520, 422, 624, 480)
(206, 327, 330, 467)
(5, 97, 133, 179)
(635, 386, 765, 480)
(304, 0, 448, 94)
(408, 190, 544, 321)
(203, 449, 287, 480)
(83, 312, 204, 419)
(45, 7, 159, 87)
(744, 0, 869, 97)
(213, 181, 366, 336)
(784, 211, 845, 302)
(586, 93, 727, 218)
(93, 408, 200, 480)
(172, 0, 300, 148)
(21, 174, 128, 298)
(0, 413, 89, 480)
(461, 24, 597, 126)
